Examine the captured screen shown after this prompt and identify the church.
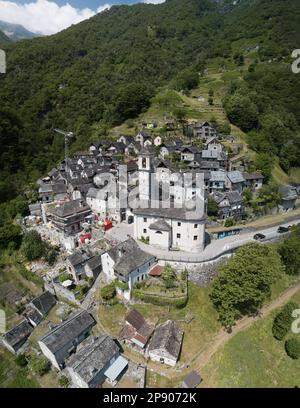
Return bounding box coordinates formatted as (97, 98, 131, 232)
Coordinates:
(133, 147, 207, 253)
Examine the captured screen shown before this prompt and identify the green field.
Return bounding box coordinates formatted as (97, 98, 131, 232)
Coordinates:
(201, 290, 300, 388)
(100, 282, 221, 363)
(0, 349, 39, 388)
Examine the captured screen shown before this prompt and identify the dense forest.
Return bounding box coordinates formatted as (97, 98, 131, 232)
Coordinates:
(0, 0, 299, 208)
(0, 29, 10, 46)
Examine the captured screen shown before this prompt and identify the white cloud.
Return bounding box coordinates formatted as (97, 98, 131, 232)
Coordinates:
(0, 0, 111, 35)
(143, 0, 165, 3)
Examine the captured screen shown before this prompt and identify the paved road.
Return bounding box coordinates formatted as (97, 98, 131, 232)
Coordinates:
(137, 218, 300, 263)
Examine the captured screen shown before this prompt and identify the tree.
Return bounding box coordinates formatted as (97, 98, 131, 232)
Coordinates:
(100, 282, 116, 301)
(242, 188, 253, 206)
(224, 92, 259, 132)
(278, 225, 300, 275)
(272, 302, 298, 340)
(285, 338, 300, 359)
(15, 354, 28, 367)
(0, 223, 22, 249)
(254, 153, 274, 182)
(46, 248, 58, 266)
(207, 196, 219, 217)
(21, 230, 48, 261)
(172, 68, 199, 92)
(210, 244, 284, 328)
(161, 264, 177, 289)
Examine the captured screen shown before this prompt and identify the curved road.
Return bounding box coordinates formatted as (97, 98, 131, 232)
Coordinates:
(137, 218, 300, 263)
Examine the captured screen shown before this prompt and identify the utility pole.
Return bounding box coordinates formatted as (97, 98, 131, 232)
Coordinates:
(53, 128, 74, 172)
(53, 128, 74, 189)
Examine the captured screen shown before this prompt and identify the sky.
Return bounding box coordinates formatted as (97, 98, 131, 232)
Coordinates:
(0, 0, 165, 35)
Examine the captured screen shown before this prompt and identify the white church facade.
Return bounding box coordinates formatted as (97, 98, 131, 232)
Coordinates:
(133, 147, 207, 253)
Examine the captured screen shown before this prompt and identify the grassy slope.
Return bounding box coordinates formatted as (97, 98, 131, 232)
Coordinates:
(106, 56, 291, 184)
(200, 289, 300, 388)
(100, 282, 221, 364)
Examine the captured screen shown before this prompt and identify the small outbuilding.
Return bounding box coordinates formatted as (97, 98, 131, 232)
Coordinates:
(2, 320, 33, 354)
(182, 371, 202, 388)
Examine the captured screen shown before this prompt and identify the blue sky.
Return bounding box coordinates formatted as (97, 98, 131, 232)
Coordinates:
(0, 1, 165, 35)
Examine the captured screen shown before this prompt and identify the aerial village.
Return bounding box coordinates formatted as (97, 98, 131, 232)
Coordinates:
(1, 119, 299, 389)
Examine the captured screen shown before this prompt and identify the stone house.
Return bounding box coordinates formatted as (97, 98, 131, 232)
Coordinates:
(24, 291, 56, 327)
(148, 320, 183, 366)
(67, 335, 127, 388)
(101, 238, 156, 292)
(47, 199, 92, 236)
(67, 248, 102, 284)
(243, 172, 264, 192)
(117, 135, 135, 146)
(278, 185, 298, 212)
(226, 171, 246, 193)
(3, 320, 33, 354)
(180, 146, 199, 162)
(213, 191, 245, 220)
(38, 311, 96, 370)
(119, 309, 154, 350)
(190, 121, 218, 141)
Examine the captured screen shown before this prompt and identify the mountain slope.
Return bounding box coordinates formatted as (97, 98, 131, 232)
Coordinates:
(0, 21, 39, 42)
(0, 0, 299, 201)
(0, 29, 11, 46)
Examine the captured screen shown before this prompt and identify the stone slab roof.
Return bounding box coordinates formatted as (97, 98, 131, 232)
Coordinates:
(149, 219, 172, 232)
(67, 335, 119, 384)
(4, 320, 33, 349)
(107, 238, 155, 278)
(39, 311, 95, 353)
(148, 320, 183, 360)
(31, 291, 56, 316)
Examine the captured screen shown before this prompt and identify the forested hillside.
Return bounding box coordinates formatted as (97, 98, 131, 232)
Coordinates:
(0, 0, 299, 205)
(0, 29, 10, 46)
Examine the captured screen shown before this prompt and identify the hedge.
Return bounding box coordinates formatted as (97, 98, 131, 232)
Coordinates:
(132, 289, 188, 308)
(285, 338, 300, 359)
(272, 302, 298, 341)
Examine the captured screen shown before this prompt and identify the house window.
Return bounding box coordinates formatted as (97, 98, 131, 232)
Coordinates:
(170, 181, 175, 187)
(177, 222, 181, 227)
(143, 218, 147, 222)
(194, 236, 198, 241)
(177, 233, 181, 239)
(194, 224, 198, 228)
(143, 229, 147, 234)
(142, 158, 147, 168)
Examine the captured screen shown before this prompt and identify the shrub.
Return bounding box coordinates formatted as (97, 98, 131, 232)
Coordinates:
(58, 375, 70, 388)
(224, 218, 236, 228)
(80, 284, 89, 296)
(21, 230, 48, 261)
(285, 338, 300, 359)
(100, 282, 116, 301)
(272, 302, 298, 340)
(15, 354, 28, 367)
(46, 249, 58, 266)
(29, 355, 50, 376)
(59, 272, 71, 283)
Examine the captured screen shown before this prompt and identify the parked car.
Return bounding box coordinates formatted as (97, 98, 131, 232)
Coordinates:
(253, 233, 266, 241)
(277, 226, 289, 233)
